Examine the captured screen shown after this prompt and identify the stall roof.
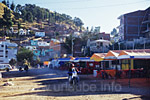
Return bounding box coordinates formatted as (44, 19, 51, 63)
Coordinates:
(74, 57, 94, 62)
(118, 49, 150, 59)
(104, 50, 122, 60)
(58, 58, 71, 61)
(90, 53, 107, 62)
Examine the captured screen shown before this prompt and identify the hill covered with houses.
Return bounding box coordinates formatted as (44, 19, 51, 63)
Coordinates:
(0, 1, 84, 38)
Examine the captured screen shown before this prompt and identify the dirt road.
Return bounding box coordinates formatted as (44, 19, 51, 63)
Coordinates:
(0, 68, 150, 100)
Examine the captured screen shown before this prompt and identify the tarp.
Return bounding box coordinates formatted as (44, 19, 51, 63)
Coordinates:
(118, 49, 150, 59)
(104, 50, 122, 60)
(90, 53, 106, 62)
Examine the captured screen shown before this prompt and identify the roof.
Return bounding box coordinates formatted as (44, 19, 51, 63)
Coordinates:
(74, 57, 94, 62)
(104, 50, 122, 60)
(58, 58, 71, 61)
(118, 49, 150, 59)
(90, 39, 110, 44)
(90, 53, 107, 62)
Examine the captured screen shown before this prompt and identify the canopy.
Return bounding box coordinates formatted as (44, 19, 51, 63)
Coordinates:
(58, 58, 71, 62)
(90, 53, 107, 62)
(74, 57, 94, 62)
(104, 50, 122, 60)
(118, 49, 150, 59)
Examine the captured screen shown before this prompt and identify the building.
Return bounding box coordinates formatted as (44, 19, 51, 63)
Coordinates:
(89, 39, 110, 53)
(142, 8, 150, 38)
(49, 39, 67, 58)
(98, 32, 110, 41)
(73, 38, 83, 57)
(118, 7, 150, 41)
(35, 32, 45, 37)
(0, 41, 18, 64)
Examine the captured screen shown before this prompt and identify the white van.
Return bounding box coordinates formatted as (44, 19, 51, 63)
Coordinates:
(0, 64, 12, 72)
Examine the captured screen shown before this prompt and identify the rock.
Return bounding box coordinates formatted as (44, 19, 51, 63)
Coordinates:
(3, 82, 14, 86)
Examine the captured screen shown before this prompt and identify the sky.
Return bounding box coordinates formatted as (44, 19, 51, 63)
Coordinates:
(1, 0, 150, 33)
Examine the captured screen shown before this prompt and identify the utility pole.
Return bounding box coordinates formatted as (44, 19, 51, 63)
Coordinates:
(72, 38, 74, 57)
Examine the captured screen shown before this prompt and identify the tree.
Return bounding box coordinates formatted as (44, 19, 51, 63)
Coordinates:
(26, 12, 33, 22)
(73, 17, 84, 31)
(111, 28, 117, 36)
(2, 7, 13, 35)
(15, 4, 22, 13)
(10, 1, 15, 11)
(6, 0, 9, 8)
(2, 0, 6, 5)
(64, 34, 73, 54)
(9, 59, 17, 66)
(16, 48, 33, 65)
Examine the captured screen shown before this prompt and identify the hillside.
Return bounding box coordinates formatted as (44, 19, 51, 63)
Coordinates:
(0, 3, 14, 18)
(0, 3, 7, 18)
(0, 2, 84, 37)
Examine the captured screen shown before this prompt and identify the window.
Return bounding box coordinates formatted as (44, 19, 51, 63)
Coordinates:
(1, 45, 4, 47)
(100, 42, 103, 46)
(0, 50, 3, 52)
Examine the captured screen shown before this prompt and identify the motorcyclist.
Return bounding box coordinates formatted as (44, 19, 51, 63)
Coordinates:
(67, 63, 80, 84)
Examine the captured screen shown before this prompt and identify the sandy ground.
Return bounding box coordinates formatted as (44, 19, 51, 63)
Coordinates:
(0, 68, 150, 100)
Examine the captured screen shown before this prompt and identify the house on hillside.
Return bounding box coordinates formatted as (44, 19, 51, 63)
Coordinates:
(49, 39, 67, 59)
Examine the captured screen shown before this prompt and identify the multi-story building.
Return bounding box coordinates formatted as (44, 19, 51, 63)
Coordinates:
(142, 8, 150, 38)
(89, 39, 110, 53)
(73, 38, 83, 57)
(49, 39, 67, 58)
(0, 41, 18, 64)
(98, 32, 110, 41)
(118, 7, 150, 41)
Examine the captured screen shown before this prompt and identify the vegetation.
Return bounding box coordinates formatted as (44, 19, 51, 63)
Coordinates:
(16, 48, 33, 65)
(9, 58, 17, 66)
(0, 0, 84, 38)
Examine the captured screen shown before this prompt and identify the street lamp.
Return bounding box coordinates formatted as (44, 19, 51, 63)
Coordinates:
(118, 43, 120, 50)
(72, 38, 74, 57)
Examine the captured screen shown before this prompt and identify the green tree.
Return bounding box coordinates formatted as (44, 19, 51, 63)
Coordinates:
(10, 1, 15, 11)
(16, 48, 33, 65)
(111, 28, 117, 36)
(26, 12, 33, 22)
(2, 0, 6, 5)
(73, 17, 84, 31)
(2, 7, 13, 35)
(6, 0, 9, 8)
(64, 34, 73, 54)
(9, 59, 17, 66)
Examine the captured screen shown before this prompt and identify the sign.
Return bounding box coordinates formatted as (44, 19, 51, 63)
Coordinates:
(130, 56, 134, 59)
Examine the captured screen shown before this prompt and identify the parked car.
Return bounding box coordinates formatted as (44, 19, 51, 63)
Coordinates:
(0, 64, 12, 72)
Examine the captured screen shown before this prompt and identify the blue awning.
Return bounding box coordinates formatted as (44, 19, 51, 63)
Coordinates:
(74, 57, 94, 62)
(58, 58, 71, 61)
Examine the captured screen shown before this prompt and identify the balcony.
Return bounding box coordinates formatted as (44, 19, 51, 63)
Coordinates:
(142, 28, 150, 33)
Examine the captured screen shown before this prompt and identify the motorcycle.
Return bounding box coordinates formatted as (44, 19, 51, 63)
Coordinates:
(68, 71, 80, 90)
(19, 65, 29, 72)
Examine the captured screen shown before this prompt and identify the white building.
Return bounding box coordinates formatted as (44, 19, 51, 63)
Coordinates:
(89, 39, 110, 53)
(35, 32, 45, 37)
(0, 41, 18, 64)
(37, 41, 50, 47)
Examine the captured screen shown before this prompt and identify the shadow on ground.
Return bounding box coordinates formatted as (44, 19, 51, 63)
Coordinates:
(1, 68, 150, 100)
